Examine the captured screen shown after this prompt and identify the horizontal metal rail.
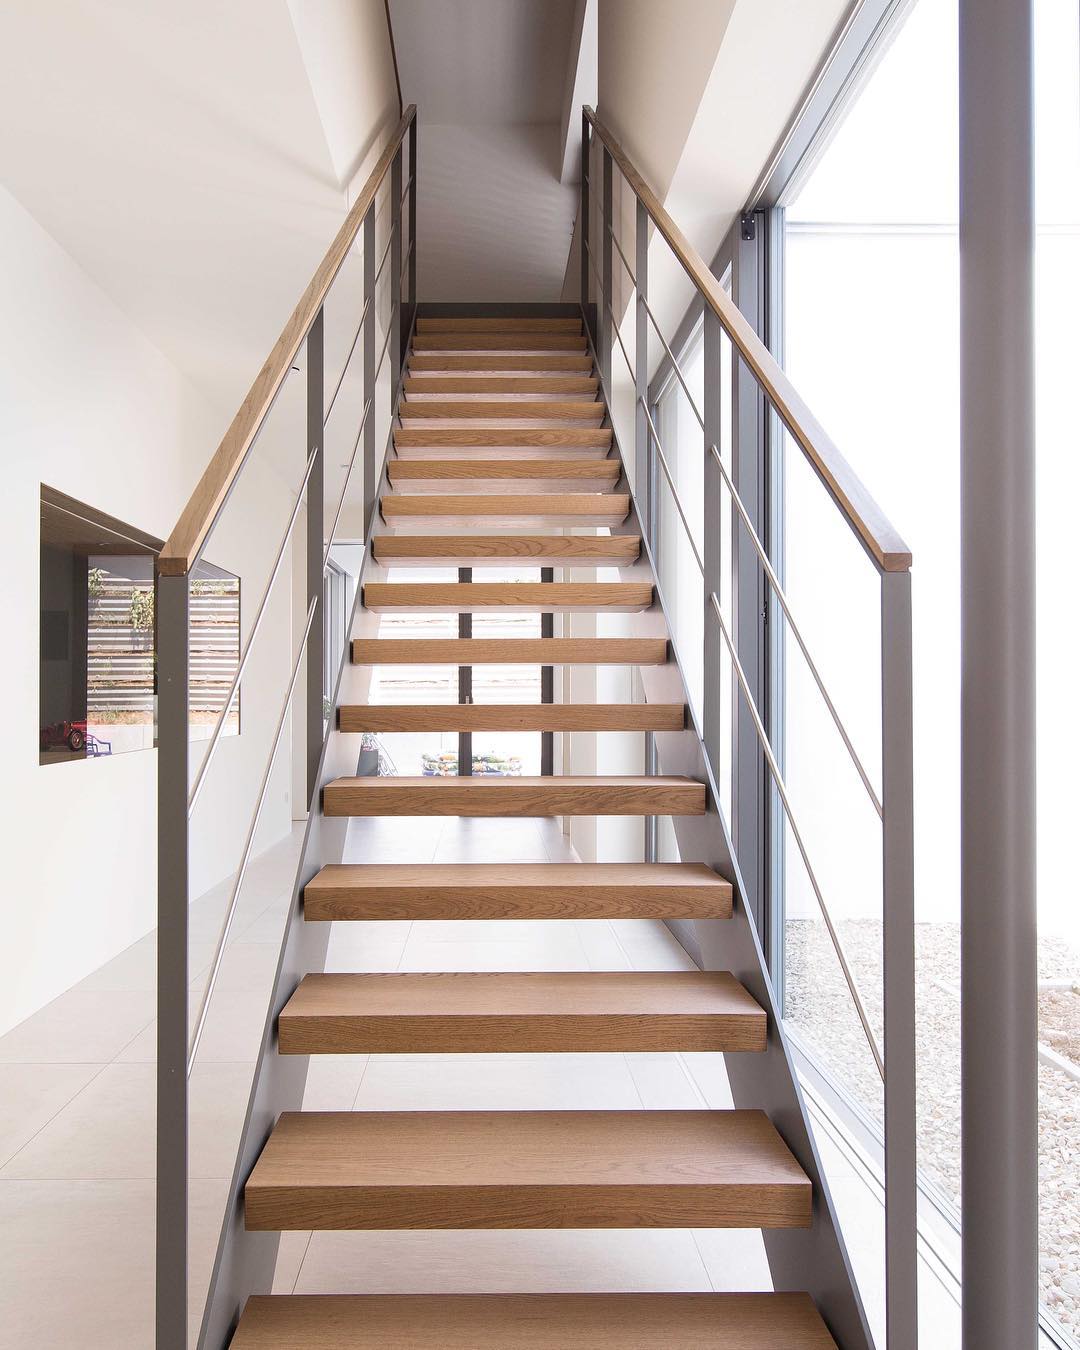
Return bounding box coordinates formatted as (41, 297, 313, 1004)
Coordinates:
(323, 228, 396, 428)
(582, 237, 636, 387)
(187, 446, 319, 816)
(187, 594, 318, 1074)
(638, 398, 705, 577)
(708, 590, 885, 1078)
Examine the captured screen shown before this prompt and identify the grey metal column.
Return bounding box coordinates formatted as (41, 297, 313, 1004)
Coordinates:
(702, 309, 723, 780)
(458, 567, 472, 777)
(600, 147, 613, 393)
(635, 199, 649, 516)
(362, 204, 378, 535)
(306, 309, 324, 807)
(580, 111, 590, 328)
(959, 3, 1037, 1348)
(407, 118, 418, 358)
(390, 148, 403, 384)
(156, 570, 189, 1350)
(881, 569, 917, 1349)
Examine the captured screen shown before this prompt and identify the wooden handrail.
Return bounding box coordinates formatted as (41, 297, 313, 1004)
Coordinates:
(158, 105, 417, 576)
(583, 107, 911, 573)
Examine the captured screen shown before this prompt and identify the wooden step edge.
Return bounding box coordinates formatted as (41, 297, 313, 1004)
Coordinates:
(349, 637, 669, 665)
(413, 336, 589, 351)
(322, 776, 707, 818)
(416, 317, 584, 332)
(277, 971, 767, 1055)
(393, 428, 612, 447)
(387, 460, 620, 479)
(408, 354, 595, 371)
(403, 377, 600, 394)
(337, 703, 685, 733)
(397, 401, 605, 419)
(232, 1293, 839, 1349)
(243, 1110, 813, 1231)
(361, 583, 653, 613)
(372, 535, 641, 565)
(380, 496, 631, 526)
(302, 861, 733, 921)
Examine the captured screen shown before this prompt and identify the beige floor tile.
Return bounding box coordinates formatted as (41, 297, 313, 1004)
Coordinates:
(624, 1052, 707, 1109)
(0, 989, 155, 1064)
(293, 1229, 714, 1294)
(690, 1228, 772, 1291)
(398, 936, 592, 972)
(0, 1064, 104, 1166)
(300, 1054, 370, 1110)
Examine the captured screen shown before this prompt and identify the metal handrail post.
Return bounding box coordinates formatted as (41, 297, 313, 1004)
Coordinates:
(306, 309, 324, 805)
(600, 146, 613, 394)
(407, 118, 418, 359)
(362, 203, 377, 530)
(156, 571, 190, 1350)
(635, 199, 649, 528)
(881, 569, 917, 1348)
(390, 147, 403, 385)
(580, 110, 590, 329)
(702, 308, 724, 782)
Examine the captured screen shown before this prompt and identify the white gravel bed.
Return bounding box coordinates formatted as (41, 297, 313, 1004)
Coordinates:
(785, 918, 1080, 1338)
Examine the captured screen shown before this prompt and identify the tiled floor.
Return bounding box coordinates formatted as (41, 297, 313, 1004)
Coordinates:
(0, 814, 978, 1348)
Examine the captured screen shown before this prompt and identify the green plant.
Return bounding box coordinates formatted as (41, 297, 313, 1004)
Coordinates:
(87, 567, 106, 599)
(129, 587, 154, 631)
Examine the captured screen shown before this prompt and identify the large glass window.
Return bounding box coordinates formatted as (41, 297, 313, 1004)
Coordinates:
(779, 0, 1080, 1339)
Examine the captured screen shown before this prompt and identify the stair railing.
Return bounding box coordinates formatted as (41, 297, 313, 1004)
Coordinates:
(580, 106, 916, 1349)
(154, 105, 417, 1350)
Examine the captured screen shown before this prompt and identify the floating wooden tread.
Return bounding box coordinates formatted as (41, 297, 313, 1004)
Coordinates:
(416, 317, 583, 332)
(386, 459, 620, 492)
(393, 427, 611, 450)
(372, 534, 640, 567)
(404, 376, 598, 396)
(398, 400, 604, 421)
(361, 582, 653, 613)
(322, 776, 705, 818)
(338, 702, 683, 733)
(381, 494, 630, 528)
(303, 861, 732, 921)
(413, 334, 587, 352)
(350, 636, 668, 665)
(244, 1109, 811, 1231)
(409, 353, 594, 372)
(232, 1293, 838, 1349)
(277, 971, 766, 1055)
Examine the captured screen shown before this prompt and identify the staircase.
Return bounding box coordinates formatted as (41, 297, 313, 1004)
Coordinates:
(228, 314, 845, 1348)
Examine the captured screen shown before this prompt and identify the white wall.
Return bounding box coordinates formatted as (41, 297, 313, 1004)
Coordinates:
(0, 186, 269, 1033)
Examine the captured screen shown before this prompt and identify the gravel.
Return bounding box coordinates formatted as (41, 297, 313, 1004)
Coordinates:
(785, 918, 1080, 1338)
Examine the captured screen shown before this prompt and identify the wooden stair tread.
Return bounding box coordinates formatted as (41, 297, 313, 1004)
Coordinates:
(232, 1293, 838, 1349)
(403, 376, 599, 395)
(350, 637, 668, 665)
(388, 459, 619, 481)
(322, 776, 706, 817)
(394, 427, 611, 448)
(409, 353, 594, 371)
(303, 861, 732, 920)
(416, 317, 583, 332)
(413, 334, 587, 351)
(278, 971, 766, 1055)
(398, 400, 603, 420)
(361, 582, 653, 613)
(372, 534, 640, 566)
(381, 495, 630, 527)
(244, 1109, 812, 1230)
(339, 703, 683, 732)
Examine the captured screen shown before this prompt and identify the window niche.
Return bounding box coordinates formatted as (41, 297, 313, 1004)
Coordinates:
(39, 486, 239, 764)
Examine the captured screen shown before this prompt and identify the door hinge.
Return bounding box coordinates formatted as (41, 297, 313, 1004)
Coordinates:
(741, 213, 757, 242)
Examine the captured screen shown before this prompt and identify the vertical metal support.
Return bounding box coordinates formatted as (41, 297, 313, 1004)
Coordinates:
(881, 569, 918, 1350)
(701, 309, 723, 781)
(458, 567, 472, 777)
(959, 4, 1037, 1348)
(600, 148, 613, 395)
(362, 204, 377, 535)
(635, 199, 649, 524)
(580, 111, 590, 328)
(390, 147, 403, 386)
(732, 212, 769, 936)
(407, 116, 418, 359)
(540, 567, 554, 777)
(305, 309, 324, 807)
(156, 570, 189, 1350)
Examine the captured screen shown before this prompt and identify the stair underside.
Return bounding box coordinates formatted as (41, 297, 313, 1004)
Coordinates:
(361, 582, 652, 613)
(322, 776, 706, 818)
(350, 636, 668, 665)
(338, 703, 683, 733)
(302, 862, 732, 921)
(244, 1110, 812, 1231)
(277, 971, 766, 1055)
(371, 534, 640, 566)
(231, 1293, 838, 1349)
(381, 495, 629, 527)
